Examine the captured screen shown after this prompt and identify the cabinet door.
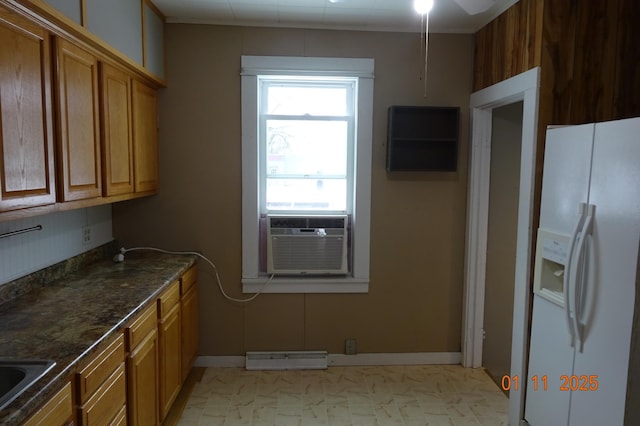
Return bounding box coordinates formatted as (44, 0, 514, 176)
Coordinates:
(567, 118, 640, 426)
(76, 334, 125, 404)
(110, 405, 127, 426)
(181, 284, 199, 380)
(127, 329, 158, 426)
(55, 37, 101, 201)
(131, 80, 158, 193)
(99, 62, 133, 196)
(78, 363, 126, 426)
(23, 382, 73, 426)
(0, 7, 56, 211)
(158, 303, 181, 421)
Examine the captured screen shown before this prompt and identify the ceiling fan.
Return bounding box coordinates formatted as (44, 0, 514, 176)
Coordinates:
(413, 0, 495, 96)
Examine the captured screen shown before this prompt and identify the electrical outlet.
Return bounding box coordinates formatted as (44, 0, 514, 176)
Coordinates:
(82, 226, 91, 246)
(345, 338, 357, 355)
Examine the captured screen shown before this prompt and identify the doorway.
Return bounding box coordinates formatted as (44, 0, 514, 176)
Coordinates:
(483, 101, 523, 385)
(462, 67, 540, 426)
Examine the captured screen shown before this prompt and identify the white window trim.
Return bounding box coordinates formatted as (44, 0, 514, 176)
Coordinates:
(240, 56, 374, 293)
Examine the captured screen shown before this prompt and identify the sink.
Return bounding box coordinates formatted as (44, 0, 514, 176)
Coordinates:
(0, 360, 56, 411)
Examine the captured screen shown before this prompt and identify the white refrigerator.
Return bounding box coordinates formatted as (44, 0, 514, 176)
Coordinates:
(524, 117, 640, 425)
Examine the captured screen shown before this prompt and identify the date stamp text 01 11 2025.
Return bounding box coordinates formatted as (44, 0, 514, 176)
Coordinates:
(500, 375, 600, 392)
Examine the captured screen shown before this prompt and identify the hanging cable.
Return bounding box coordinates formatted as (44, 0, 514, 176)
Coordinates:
(420, 13, 425, 83)
(414, 0, 433, 97)
(115, 246, 274, 303)
(423, 11, 430, 98)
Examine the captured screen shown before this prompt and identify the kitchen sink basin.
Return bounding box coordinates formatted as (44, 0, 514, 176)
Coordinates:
(0, 360, 55, 411)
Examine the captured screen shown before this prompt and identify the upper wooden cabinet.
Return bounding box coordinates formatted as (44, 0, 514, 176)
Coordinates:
(132, 79, 159, 193)
(101, 69, 159, 198)
(0, 6, 56, 212)
(54, 37, 102, 202)
(99, 62, 134, 196)
(0, 3, 161, 220)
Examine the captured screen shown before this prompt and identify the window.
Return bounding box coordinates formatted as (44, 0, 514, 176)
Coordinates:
(260, 77, 354, 214)
(241, 56, 373, 293)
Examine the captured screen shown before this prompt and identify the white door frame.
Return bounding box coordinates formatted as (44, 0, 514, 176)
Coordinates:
(462, 67, 540, 425)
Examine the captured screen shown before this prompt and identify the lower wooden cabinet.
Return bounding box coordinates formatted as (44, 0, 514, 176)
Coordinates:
(78, 364, 126, 426)
(75, 333, 126, 426)
(23, 382, 73, 426)
(24, 265, 198, 426)
(111, 405, 127, 426)
(180, 265, 199, 380)
(125, 302, 159, 426)
(158, 280, 182, 421)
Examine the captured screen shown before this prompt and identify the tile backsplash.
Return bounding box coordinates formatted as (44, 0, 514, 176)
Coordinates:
(0, 205, 113, 286)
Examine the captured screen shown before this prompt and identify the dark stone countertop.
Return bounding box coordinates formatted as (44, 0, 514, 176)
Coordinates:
(0, 251, 196, 425)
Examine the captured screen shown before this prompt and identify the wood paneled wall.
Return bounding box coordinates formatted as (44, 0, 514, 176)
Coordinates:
(613, 0, 640, 121)
(473, 0, 640, 353)
(474, 0, 640, 272)
(474, 0, 640, 125)
(472, 0, 542, 92)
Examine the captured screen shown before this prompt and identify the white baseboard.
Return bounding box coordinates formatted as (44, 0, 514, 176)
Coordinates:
(246, 351, 328, 370)
(194, 352, 461, 368)
(329, 352, 461, 366)
(194, 356, 245, 368)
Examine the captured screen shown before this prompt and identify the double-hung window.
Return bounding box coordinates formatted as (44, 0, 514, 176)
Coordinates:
(241, 56, 374, 293)
(260, 77, 354, 214)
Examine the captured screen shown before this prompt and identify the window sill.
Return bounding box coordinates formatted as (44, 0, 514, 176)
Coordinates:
(242, 276, 369, 294)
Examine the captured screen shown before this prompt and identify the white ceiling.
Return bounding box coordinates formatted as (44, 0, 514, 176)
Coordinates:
(153, 0, 519, 33)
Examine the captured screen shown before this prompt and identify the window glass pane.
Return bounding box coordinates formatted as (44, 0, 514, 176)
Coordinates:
(266, 178, 347, 211)
(267, 85, 347, 116)
(266, 120, 347, 176)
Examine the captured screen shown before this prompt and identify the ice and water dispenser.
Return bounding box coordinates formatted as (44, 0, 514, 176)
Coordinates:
(533, 229, 570, 306)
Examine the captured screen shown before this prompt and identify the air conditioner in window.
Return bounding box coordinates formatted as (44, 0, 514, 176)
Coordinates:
(267, 215, 348, 275)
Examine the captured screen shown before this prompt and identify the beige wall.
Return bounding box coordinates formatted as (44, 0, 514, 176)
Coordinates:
(112, 24, 473, 356)
(483, 102, 523, 382)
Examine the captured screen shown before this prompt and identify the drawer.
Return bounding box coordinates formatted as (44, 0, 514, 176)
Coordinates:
(109, 404, 127, 426)
(125, 303, 157, 350)
(23, 382, 73, 426)
(180, 264, 197, 295)
(78, 363, 126, 426)
(157, 280, 180, 318)
(76, 334, 125, 404)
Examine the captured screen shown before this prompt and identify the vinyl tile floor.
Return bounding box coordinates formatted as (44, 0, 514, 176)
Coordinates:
(176, 365, 509, 425)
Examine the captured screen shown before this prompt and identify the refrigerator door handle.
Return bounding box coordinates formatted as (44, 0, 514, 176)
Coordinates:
(570, 204, 595, 352)
(563, 203, 587, 346)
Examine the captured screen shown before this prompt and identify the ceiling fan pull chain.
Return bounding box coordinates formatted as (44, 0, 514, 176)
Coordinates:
(414, 0, 432, 97)
(423, 11, 429, 98)
(419, 13, 425, 82)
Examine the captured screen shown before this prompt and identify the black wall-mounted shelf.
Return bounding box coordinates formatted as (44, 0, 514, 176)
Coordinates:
(386, 106, 460, 172)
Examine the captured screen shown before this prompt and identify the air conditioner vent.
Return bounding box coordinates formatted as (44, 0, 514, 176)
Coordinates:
(267, 215, 348, 275)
